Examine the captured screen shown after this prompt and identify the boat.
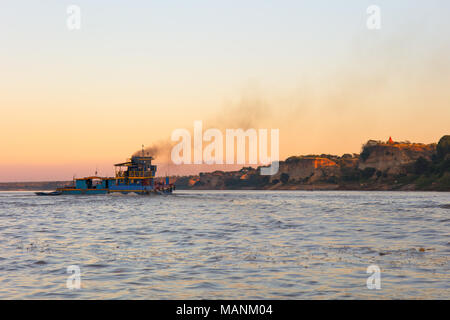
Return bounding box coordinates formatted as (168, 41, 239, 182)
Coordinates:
(35, 191, 63, 196)
(52, 152, 175, 195)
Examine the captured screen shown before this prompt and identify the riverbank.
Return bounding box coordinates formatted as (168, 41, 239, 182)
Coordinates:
(2, 136, 448, 192)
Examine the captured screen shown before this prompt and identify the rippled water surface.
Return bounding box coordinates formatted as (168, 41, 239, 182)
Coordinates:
(0, 190, 449, 299)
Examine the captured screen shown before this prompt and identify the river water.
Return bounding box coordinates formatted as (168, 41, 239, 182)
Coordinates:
(0, 190, 448, 299)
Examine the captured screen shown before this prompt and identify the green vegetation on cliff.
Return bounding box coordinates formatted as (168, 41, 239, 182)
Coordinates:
(172, 135, 449, 191)
(2, 137, 448, 192)
(410, 135, 450, 190)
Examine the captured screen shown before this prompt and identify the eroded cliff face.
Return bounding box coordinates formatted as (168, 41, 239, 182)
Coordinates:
(197, 171, 227, 188)
(358, 142, 436, 175)
(270, 157, 339, 183)
(173, 137, 446, 190)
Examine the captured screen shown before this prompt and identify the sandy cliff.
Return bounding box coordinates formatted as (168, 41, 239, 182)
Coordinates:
(358, 141, 436, 175)
(270, 157, 339, 183)
(174, 136, 448, 191)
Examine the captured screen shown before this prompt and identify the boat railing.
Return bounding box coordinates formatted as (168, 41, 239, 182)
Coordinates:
(116, 171, 154, 178)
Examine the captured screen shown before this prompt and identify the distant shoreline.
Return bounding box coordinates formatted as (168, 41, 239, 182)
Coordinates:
(0, 181, 71, 191)
(2, 135, 448, 192)
(1, 181, 448, 192)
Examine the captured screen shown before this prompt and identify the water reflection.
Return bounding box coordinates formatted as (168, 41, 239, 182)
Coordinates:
(0, 190, 448, 299)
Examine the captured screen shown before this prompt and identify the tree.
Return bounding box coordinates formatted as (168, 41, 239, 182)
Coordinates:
(280, 173, 290, 184)
(360, 146, 372, 161)
(437, 135, 450, 160)
(361, 167, 376, 179)
(414, 157, 430, 175)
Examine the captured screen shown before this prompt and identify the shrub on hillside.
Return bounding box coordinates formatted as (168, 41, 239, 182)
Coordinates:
(361, 167, 376, 179)
(437, 135, 450, 160)
(280, 173, 290, 184)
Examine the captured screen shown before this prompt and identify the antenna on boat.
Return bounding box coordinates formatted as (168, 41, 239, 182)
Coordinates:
(166, 149, 170, 183)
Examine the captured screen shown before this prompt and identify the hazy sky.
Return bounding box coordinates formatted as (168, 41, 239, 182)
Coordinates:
(1, 1, 449, 181)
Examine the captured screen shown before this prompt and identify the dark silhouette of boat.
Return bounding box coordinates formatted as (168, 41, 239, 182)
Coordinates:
(35, 191, 63, 196)
(38, 148, 174, 195)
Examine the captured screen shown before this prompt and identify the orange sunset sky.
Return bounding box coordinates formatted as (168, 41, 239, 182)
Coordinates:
(1, 1, 449, 181)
